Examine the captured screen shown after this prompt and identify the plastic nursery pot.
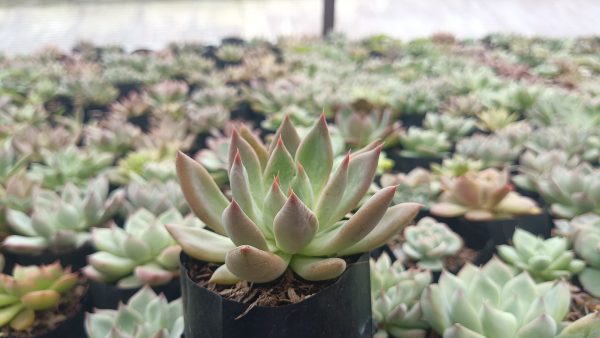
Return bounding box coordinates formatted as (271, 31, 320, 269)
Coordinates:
(3, 242, 95, 273)
(89, 278, 180, 309)
(180, 252, 372, 338)
(390, 151, 444, 173)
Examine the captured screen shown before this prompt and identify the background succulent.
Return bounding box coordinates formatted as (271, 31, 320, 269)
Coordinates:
(571, 215, 600, 297)
(0, 263, 78, 331)
(431, 169, 540, 221)
(423, 112, 476, 142)
(498, 229, 585, 282)
(431, 155, 483, 178)
(371, 253, 431, 338)
(475, 108, 519, 132)
(335, 109, 401, 149)
(380, 168, 441, 209)
(122, 179, 189, 216)
(83, 115, 142, 157)
(513, 150, 580, 192)
(167, 116, 421, 284)
(84, 208, 199, 288)
(85, 286, 183, 338)
(456, 134, 521, 168)
(402, 217, 463, 271)
(399, 127, 451, 158)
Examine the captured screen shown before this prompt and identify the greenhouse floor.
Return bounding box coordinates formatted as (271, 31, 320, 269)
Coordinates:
(0, 0, 599, 54)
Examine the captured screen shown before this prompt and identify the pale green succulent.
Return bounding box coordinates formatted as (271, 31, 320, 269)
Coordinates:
(496, 121, 533, 148)
(110, 149, 177, 185)
(0, 141, 29, 185)
(335, 109, 401, 149)
(399, 128, 451, 158)
(423, 113, 476, 142)
(498, 229, 585, 282)
(84, 208, 200, 288)
(371, 253, 431, 338)
(431, 169, 540, 221)
(4, 176, 123, 255)
(167, 115, 421, 284)
(570, 214, 600, 297)
(431, 155, 483, 178)
(216, 44, 245, 63)
(0, 263, 78, 331)
(146, 80, 188, 118)
(525, 126, 598, 163)
(475, 109, 519, 132)
(85, 286, 183, 338)
(536, 164, 600, 218)
(122, 179, 189, 216)
(402, 217, 463, 271)
(27, 145, 114, 189)
(83, 115, 142, 157)
(380, 168, 441, 209)
(421, 257, 599, 338)
(456, 134, 521, 168)
(513, 150, 580, 192)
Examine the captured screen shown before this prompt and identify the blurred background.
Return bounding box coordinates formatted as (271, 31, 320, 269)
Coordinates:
(1, 0, 599, 54)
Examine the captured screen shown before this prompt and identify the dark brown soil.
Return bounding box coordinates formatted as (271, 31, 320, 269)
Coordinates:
(186, 258, 342, 314)
(568, 285, 600, 321)
(0, 281, 88, 338)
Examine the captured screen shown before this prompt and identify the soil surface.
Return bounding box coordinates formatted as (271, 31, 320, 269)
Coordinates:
(0, 281, 88, 338)
(568, 285, 600, 322)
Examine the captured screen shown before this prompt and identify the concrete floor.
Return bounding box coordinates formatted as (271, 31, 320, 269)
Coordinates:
(0, 0, 598, 54)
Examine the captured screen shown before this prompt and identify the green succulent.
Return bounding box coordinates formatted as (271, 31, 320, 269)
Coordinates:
(456, 134, 521, 168)
(392, 85, 441, 117)
(0, 141, 29, 185)
(513, 150, 580, 192)
(83, 115, 142, 157)
(431, 169, 540, 221)
(110, 92, 151, 118)
(167, 115, 421, 284)
(122, 179, 189, 217)
(335, 109, 401, 149)
(4, 176, 123, 255)
(399, 128, 451, 158)
(85, 286, 183, 338)
(0, 263, 78, 331)
(525, 126, 598, 163)
(110, 149, 177, 185)
(84, 208, 200, 288)
(498, 229, 585, 282)
(27, 145, 114, 189)
(431, 155, 483, 178)
(371, 253, 431, 338)
(536, 164, 600, 218)
(402, 217, 463, 271)
(495, 121, 533, 148)
(380, 168, 441, 209)
(146, 80, 188, 118)
(423, 113, 476, 142)
(421, 257, 599, 338)
(570, 214, 600, 297)
(216, 44, 245, 63)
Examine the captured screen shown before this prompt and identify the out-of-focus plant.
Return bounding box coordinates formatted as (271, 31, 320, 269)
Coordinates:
(147, 80, 189, 118)
(122, 179, 189, 216)
(83, 115, 142, 157)
(475, 108, 519, 132)
(402, 217, 463, 271)
(456, 134, 521, 168)
(399, 128, 451, 158)
(569, 214, 600, 297)
(380, 168, 441, 209)
(335, 109, 401, 149)
(110, 149, 177, 185)
(513, 150, 580, 192)
(423, 113, 475, 142)
(431, 155, 483, 178)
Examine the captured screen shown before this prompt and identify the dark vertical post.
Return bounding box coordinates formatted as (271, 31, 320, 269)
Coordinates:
(323, 0, 335, 36)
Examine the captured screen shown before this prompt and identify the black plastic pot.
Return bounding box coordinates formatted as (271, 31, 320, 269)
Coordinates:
(89, 278, 180, 309)
(3, 243, 95, 273)
(180, 253, 372, 338)
(390, 151, 444, 173)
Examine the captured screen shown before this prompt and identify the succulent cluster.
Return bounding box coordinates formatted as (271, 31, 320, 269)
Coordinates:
(456, 134, 521, 168)
(569, 214, 600, 297)
(0, 263, 78, 331)
(122, 179, 189, 216)
(380, 168, 441, 208)
(84, 208, 199, 288)
(399, 128, 451, 158)
(431, 168, 540, 221)
(431, 155, 483, 178)
(402, 217, 463, 271)
(85, 287, 183, 338)
(475, 108, 519, 132)
(167, 116, 421, 284)
(513, 150, 580, 192)
(423, 112, 476, 142)
(335, 109, 401, 149)
(371, 254, 431, 338)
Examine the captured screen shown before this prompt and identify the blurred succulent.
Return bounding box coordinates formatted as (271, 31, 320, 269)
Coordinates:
(392, 85, 441, 117)
(421, 257, 597, 338)
(84, 208, 199, 288)
(85, 286, 183, 338)
(110, 92, 151, 118)
(27, 145, 114, 189)
(0, 170, 38, 232)
(371, 253, 431, 338)
(189, 85, 238, 111)
(571, 215, 600, 297)
(147, 80, 188, 118)
(335, 109, 401, 149)
(536, 164, 600, 218)
(111, 149, 177, 185)
(481, 83, 541, 115)
(66, 71, 119, 108)
(186, 104, 229, 134)
(402, 217, 463, 271)
(136, 117, 194, 154)
(0, 141, 28, 185)
(4, 177, 123, 255)
(122, 179, 189, 216)
(495, 121, 533, 147)
(380, 168, 441, 209)
(0, 263, 78, 331)
(423, 113, 476, 142)
(431, 168, 541, 221)
(261, 104, 316, 130)
(553, 213, 600, 242)
(513, 150, 580, 192)
(442, 95, 484, 117)
(399, 128, 451, 158)
(525, 126, 598, 163)
(83, 115, 142, 157)
(216, 44, 245, 64)
(475, 108, 519, 132)
(167, 115, 421, 284)
(498, 229, 585, 282)
(11, 125, 77, 161)
(456, 134, 521, 168)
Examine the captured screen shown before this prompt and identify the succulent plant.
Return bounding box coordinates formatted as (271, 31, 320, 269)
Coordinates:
(570, 214, 600, 297)
(380, 168, 441, 209)
(85, 286, 183, 338)
(10, 125, 77, 162)
(216, 44, 245, 63)
(475, 108, 519, 132)
(421, 257, 598, 338)
(335, 109, 401, 149)
(371, 253, 431, 338)
(525, 126, 598, 163)
(27, 145, 114, 189)
(456, 134, 521, 168)
(402, 217, 463, 271)
(167, 115, 421, 284)
(498, 229, 585, 282)
(536, 164, 600, 219)
(431, 155, 483, 178)
(553, 213, 600, 242)
(399, 128, 451, 158)
(110, 92, 151, 118)
(122, 179, 189, 216)
(0, 263, 78, 331)
(111, 149, 177, 185)
(442, 95, 484, 117)
(84, 208, 199, 288)
(423, 113, 476, 142)
(4, 176, 123, 255)
(495, 121, 533, 147)
(431, 168, 541, 221)
(147, 80, 188, 118)
(83, 115, 142, 157)
(513, 150, 580, 192)
(0, 141, 29, 185)
(391, 85, 441, 117)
